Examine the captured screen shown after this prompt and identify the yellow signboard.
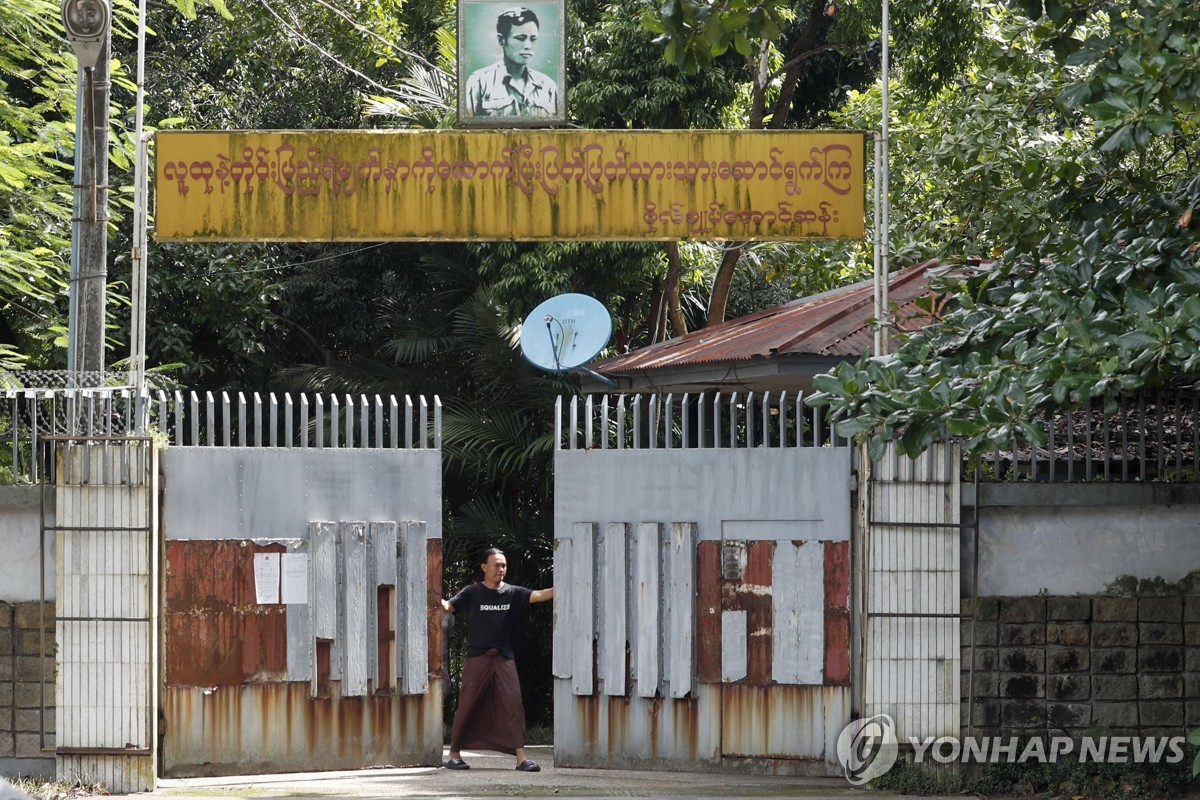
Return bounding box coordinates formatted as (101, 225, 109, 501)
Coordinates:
(155, 130, 865, 242)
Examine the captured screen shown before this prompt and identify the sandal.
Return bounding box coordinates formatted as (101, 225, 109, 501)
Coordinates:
(443, 757, 470, 770)
(515, 759, 541, 772)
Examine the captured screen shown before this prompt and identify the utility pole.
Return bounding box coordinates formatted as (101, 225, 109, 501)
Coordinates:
(62, 0, 111, 382)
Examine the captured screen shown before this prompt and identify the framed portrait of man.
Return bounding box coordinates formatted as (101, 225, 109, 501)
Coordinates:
(457, 0, 566, 127)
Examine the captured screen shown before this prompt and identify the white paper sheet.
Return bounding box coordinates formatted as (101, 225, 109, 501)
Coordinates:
(253, 552, 281, 604)
(282, 552, 309, 604)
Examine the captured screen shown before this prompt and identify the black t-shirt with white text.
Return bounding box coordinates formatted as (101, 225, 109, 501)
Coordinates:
(448, 582, 533, 660)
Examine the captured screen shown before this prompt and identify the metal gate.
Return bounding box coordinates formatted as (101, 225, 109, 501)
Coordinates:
(155, 392, 445, 776)
(553, 393, 854, 775)
(861, 441, 961, 741)
(45, 435, 159, 794)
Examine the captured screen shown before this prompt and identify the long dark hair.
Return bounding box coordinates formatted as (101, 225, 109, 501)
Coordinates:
(478, 547, 505, 579)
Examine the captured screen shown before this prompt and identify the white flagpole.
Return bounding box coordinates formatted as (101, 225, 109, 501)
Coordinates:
(879, 0, 891, 355)
(129, 0, 149, 397)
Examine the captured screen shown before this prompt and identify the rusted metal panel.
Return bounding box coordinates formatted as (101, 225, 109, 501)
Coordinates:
(599, 522, 628, 696)
(823, 540, 850, 686)
(399, 521, 428, 695)
(165, 540, 288, 686)
(720, 683, 849, 768)
(596, 261, 945, 377)
(554, 679, 723, 770)
(161, 680, 443, 776)
(665, 522, 695, 698)
(341, 522, 370, 696)
(741, 540, 773, 685)
(716, 539, 774, 686)
(425, 537, 443, 678)
(633, 522, 660, 698)
(369, 521, 397, 689)
(695, 540, 721, 683)
(771, 540, 823, 685)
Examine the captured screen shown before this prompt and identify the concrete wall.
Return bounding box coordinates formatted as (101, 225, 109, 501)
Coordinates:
(961, 595, 1199, 739)
(0, 600, 54, 777)
(0, 490, 55, 777)
(959, 484, 1200, 741)
(0, 487, 54, 603)
(963, 484, 1200, 597)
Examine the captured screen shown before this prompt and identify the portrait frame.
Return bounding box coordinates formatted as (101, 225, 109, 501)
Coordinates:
(457, 0, 566, 127)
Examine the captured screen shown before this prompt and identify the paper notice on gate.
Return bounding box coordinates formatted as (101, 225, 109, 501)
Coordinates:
(253, 552, 281, 604)
(281, 553, 308, 604)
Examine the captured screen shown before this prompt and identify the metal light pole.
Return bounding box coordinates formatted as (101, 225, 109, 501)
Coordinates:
(873, 0, 891, 357)
(61, 0, 112, 384)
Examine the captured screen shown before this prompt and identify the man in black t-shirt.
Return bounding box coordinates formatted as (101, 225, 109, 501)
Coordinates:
(440, 547, 555, 772)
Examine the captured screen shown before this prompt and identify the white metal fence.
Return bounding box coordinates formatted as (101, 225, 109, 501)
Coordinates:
(1, 389, 441, 484)
(556, 391, 851, 450)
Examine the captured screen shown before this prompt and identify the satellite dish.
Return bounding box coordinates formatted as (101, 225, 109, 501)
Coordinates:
(520, 293, 614, 383)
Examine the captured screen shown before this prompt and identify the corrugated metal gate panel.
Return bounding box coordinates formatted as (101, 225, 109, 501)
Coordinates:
(556, 522, 851, 773)
(553, 396, 855, 775)
(161, 526, 442, 776)
(864, 442, 961, 741)
(53, 439, 157, 794)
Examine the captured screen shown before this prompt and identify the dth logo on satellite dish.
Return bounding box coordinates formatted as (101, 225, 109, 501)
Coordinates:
(836, 714, 899, 786)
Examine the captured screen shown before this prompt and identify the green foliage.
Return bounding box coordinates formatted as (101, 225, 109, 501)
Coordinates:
(641, 0, 784, 75)
(643, 0, 979, 100)
(571, 0, 744, 128)
(0, 0, 81, 368)
(811, 0, 1200, 461)
(834, 8, 1096, 263)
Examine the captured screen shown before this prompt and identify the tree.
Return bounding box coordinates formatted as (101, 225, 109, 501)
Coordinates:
(0, 0, 79, 370)
(0, 0, 241, 375)
(810, 0, 1200, 460)
(643, 0, 981, 325)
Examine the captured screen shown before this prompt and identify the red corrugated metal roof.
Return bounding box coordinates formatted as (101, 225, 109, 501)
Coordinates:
(596, 259, 955, 375)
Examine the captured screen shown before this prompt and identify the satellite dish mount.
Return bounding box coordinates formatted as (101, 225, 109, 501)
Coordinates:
(520, 294, 616, 388)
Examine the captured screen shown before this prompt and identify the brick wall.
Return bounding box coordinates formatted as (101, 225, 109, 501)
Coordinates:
(962, 595, 1200, 738)
(0, 600, 55, 763)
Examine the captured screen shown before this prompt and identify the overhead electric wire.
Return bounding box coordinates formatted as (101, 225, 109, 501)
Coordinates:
(250, 0, 412, 100)
(181, 242, 390, 278)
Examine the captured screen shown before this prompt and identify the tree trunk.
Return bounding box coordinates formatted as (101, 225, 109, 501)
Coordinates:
(706, 0, 828, 327)
(706, 245, 742, 328)
(663, 242, 687, 338)
(646, 276, 665, 344)
(769, 0, 829, 129)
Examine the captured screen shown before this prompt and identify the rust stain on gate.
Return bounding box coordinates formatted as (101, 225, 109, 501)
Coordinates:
(163, 537, 443, 776)
(696, 540, 721, 682)
(166, 540, 289, 685)
(824, 540, 850, 685)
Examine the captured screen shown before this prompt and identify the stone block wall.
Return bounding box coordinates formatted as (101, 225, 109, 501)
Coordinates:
(962, 595, 1199, 739)
(0, 600, 55, 767)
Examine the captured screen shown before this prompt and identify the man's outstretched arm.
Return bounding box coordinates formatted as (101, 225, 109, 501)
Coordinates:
(530, 587, 555, 604)
(440, 598, 456, 613)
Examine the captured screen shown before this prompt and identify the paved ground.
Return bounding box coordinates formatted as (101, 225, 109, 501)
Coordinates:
(146, 747, 958, 800)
